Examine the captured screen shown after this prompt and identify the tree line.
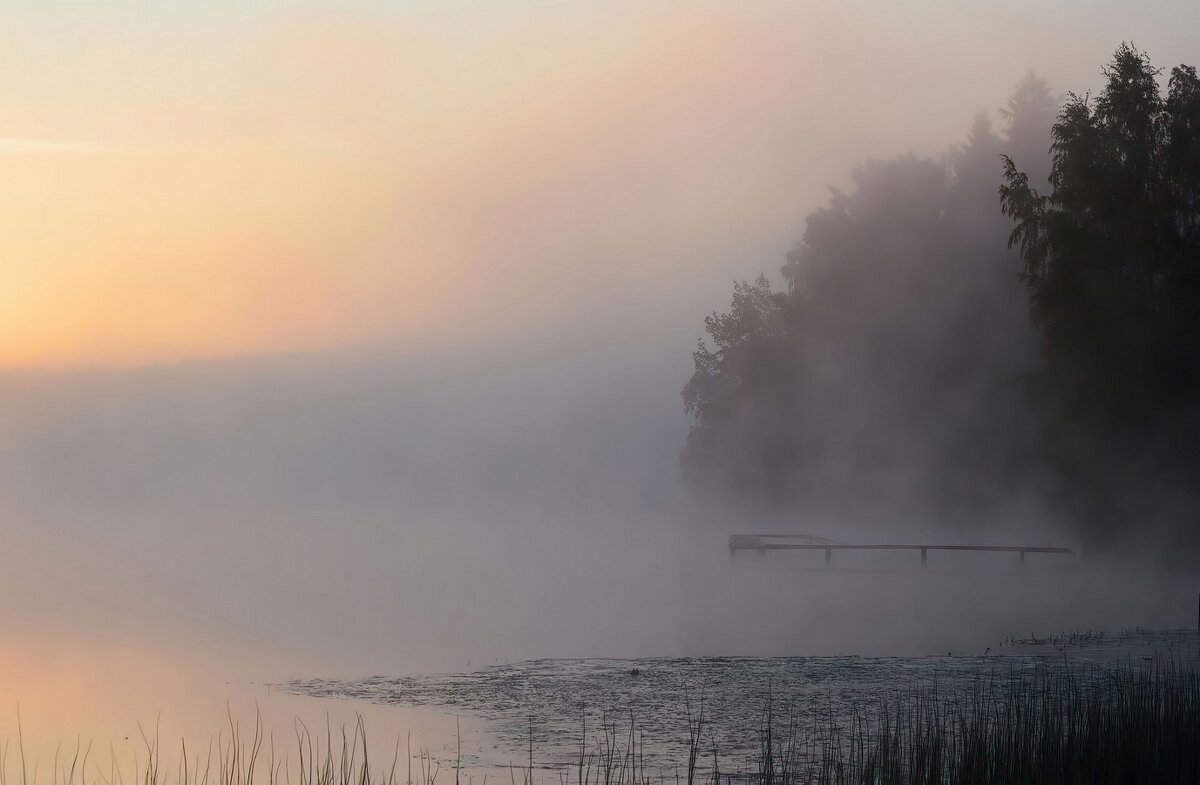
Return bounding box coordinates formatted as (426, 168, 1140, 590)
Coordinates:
(682, 46, 1200, 550)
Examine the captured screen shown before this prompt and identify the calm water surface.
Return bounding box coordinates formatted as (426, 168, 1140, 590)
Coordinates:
(281, 629, 1200, 776)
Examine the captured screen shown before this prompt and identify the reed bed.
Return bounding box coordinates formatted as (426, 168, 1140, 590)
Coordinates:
(2, 654, 1197, 785)
(733, 654, 1200, 784)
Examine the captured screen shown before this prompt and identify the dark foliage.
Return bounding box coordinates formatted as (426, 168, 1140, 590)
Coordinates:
(682, 76, 1055, 524)
(1001, 44, 1200, 548)
(685, 46, 1200, 549)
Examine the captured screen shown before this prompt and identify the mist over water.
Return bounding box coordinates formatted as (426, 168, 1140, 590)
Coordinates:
(1, 339, 1194, 681)
(3, 341, 1195, 778)
(2, 254, 1197, 785)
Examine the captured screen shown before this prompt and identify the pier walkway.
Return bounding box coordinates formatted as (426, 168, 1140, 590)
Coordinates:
(729, 534, 1075, 567)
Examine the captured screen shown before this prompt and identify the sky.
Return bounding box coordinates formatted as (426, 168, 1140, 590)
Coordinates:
(4, 0, 1199, 368)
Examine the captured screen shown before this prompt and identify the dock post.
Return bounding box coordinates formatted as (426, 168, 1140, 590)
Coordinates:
(921, 547, 927, 567)
(824, 547, 831, 568)
(1019, 550, 1026, 566)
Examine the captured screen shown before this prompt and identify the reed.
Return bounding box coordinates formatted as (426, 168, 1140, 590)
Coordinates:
(735, 654, 1200, 784)
(4, 654, 1198, 785)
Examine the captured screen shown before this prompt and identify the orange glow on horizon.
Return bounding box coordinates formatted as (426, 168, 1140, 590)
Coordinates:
(1, 0, 1109, 369)
(2, 6, 749, 368)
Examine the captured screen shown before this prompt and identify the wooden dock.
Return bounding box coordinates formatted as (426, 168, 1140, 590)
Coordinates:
(729, 534, 1075, 567)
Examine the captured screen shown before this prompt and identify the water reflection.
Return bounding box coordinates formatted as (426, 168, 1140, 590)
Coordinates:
(0, 634, 464, 785)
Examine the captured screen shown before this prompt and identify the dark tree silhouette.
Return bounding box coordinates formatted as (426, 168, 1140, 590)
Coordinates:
(682, 275, 795, 494)
(683, 77, 1055, 524)
(1001, 44, 1200, 548)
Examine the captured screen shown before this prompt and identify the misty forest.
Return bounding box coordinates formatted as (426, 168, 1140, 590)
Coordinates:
(684, 45, 1200, 553)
